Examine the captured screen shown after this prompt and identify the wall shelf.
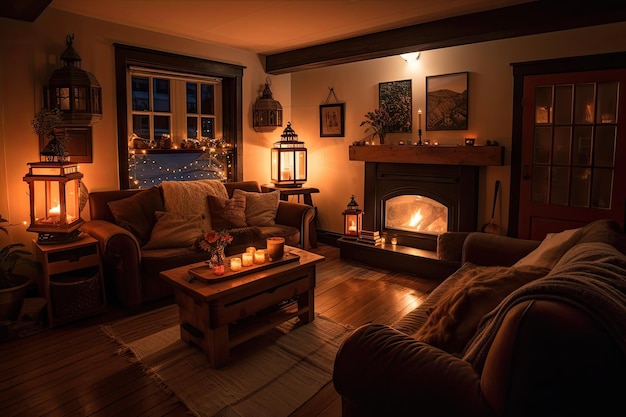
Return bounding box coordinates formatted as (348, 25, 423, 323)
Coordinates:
(348, 145, 504, 165)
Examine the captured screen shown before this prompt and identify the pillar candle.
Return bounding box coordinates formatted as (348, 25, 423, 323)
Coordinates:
(242, 253, 254, 266)
(245, 246, 256, 255)
(254, 249, 266, 264)
(230, 257, 242, 271)
(418, 108, 422, 129)
(266, 237, 285, 261)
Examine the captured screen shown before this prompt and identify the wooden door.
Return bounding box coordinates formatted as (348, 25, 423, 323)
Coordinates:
(518, 69, 626, 240)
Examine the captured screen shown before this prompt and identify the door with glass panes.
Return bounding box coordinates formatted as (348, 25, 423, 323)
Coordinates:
(518, 69, 626, 240)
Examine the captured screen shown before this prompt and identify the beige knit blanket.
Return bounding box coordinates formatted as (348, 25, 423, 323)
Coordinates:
(463, 242, 626, 371)
(161, 180, 228, 232)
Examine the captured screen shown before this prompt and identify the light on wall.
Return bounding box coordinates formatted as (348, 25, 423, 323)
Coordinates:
(253, 78, 283, 132)
(400, 51, 420, 62)
(270, 122, 307, 188)
(342, 195, 363, 239)
(43, 34, 102, 126)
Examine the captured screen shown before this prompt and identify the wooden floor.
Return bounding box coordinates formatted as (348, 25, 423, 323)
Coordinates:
(0, 243, 441, 417)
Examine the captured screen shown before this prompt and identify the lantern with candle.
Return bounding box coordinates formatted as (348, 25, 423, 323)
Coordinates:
(23, 162, 85, 244)
(270, 122, 307, 188)
(342, 195, 363, 239)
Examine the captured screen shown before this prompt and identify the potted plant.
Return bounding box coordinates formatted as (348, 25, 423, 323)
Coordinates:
(31, 108, 70, 162)
(0, 214, 41, 322)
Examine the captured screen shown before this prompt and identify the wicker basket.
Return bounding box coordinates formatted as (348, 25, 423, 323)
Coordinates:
(51, 268, 102, 318)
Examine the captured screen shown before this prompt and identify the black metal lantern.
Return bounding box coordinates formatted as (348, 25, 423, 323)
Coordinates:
(253, 78, 283, 132)
(43, 34, 102, 126)
(270, 122, 307, 187)
(23, 162, 84, 244)
(342, 195, 363, 239)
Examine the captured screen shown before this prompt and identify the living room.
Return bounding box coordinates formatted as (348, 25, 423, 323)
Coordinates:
(1, 1, 626, 416)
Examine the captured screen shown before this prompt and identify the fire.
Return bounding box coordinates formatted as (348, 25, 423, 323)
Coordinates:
(408, 209, 423, 229)
(44, 204, 75, 224)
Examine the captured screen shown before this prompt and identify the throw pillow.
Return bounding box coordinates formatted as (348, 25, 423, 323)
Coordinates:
(142, 211, 203, 250)
(233, 189, 280, 227)
(413, 263, 548, 354)
(207, 194, 247, 230)
(513, 226, 583, 270)
(107, 186, 164, 246)
(160, 180, 229, 232)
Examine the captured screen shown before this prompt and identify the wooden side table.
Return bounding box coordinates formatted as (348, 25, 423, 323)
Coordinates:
(261, 184, 320, 248)
(33, 234, 106, 327)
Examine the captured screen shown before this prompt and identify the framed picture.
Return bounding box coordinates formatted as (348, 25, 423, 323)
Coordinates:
(319, 103, 345, 137)
(378, 79, 412, 133)
(39, 126, 93, 163)
(426, 72, 469, 131)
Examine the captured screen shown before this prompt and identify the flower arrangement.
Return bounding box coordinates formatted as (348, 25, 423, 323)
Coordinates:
(198, 229, 233, 268)
(360, 104, 410, 144)
(31, 108, 70, 160)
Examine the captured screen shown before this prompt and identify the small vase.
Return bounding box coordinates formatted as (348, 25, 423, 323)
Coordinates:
(377, 132, 386, 145)
(211, 247, 226, 276)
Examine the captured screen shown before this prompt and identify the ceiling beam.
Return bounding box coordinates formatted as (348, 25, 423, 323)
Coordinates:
(265, 1, 626, 74)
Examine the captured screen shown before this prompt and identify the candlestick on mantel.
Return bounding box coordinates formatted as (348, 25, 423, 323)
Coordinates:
(418, 108, 422, 130)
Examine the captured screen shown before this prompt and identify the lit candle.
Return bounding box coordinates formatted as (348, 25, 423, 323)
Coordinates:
(245, 247, 256, 256)
(230, 257, 242, 272)
(254, 249, 266, 264)
(418, 108, 422, 130)
(391, 237, 398, 245)
(242, 253, 254, 266)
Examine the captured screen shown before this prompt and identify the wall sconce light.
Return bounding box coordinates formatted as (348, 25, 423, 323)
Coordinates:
(270, 122, 307, 187)
(400, 51, 420, 62)
(253, 77, 283, 132)
(23, 162, 84, 244)
(342, 195, 363, 239)
(43, 34, 102, 126)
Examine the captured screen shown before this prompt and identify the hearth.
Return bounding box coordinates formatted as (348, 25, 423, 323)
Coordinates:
(363, 162, 479, 252)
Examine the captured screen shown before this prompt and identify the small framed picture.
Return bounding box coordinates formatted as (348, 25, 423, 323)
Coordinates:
(319, 103, 345, 137)
(426, 72, 469, 131)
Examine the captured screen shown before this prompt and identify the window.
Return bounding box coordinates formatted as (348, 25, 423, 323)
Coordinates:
(114, 44, 244, 189)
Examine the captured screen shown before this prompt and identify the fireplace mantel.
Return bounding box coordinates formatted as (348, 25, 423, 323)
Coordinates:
(349, 145, 503, 165)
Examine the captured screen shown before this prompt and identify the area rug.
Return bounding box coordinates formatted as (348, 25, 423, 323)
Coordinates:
(100, 304, 352, 417)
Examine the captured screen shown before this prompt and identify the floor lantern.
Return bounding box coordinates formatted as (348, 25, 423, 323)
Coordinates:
(270, 122, 307, 187)
(342, 195, 363, 239)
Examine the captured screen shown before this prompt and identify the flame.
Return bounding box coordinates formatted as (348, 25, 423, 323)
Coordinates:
(408, 209, 423, 229)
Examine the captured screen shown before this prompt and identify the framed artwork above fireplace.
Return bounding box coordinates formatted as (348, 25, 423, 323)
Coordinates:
(426, 72, 469, 131)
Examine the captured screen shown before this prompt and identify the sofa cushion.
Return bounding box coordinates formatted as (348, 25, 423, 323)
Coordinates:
(142, 211, 204, 250)
(161, 179, 228, 232)
(207, 193, 247, 230)
(411, 262, 548, 354)
(513, 226, 583, 270)
(233, 189, 280, 227)
(107, 186, 164, 246)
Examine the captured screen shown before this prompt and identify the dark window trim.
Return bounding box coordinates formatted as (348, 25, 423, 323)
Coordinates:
(114, 43, 245, 189)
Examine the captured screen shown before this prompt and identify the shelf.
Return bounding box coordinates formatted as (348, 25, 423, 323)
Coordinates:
(348, 145, 504, 165)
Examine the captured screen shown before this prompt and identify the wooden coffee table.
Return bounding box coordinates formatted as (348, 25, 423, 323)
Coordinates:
(160, 246, 325, 368)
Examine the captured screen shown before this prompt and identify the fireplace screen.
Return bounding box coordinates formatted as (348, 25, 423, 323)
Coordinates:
(385, 195, 448, 235)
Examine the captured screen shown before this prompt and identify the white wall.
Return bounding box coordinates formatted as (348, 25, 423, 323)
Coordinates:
(291, 22, 626, 235)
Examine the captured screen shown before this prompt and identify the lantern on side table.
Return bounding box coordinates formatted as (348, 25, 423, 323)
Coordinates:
(270, 122, 307, 188)
(342, 195, 362, 239)
(23, 162, 84, 244)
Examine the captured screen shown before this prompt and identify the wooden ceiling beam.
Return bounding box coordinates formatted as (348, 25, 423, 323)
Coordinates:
(265, 1, 626, 74)
(0, 0, 51, 22)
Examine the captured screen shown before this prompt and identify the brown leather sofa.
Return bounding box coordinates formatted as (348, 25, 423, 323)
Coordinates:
(333, 219, 626, 416)
(81, 180, 315, 310)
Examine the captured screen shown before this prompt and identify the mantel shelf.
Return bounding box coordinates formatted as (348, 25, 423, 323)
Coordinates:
(348, 145, 504, 166)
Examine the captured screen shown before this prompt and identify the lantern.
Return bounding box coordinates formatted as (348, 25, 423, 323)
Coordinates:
(342, 195, 363, 239)
(23, 162, 84, 244)
(253, 78, 282, 132)
(270, 122, 307, 187)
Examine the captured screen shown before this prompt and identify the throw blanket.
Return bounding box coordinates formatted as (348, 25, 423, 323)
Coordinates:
(463, 242, 626, 371)
(161, 180, 228, 232)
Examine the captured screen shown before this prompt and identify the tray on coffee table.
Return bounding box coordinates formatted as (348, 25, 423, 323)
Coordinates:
(188, 252, 300, 283)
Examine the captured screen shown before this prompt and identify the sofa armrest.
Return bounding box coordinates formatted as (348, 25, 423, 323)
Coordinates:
(333, 323, 495, 417)
(275, 201, 315, 249)
(81, 220, 143, 308)
(462, 232, 540, 266)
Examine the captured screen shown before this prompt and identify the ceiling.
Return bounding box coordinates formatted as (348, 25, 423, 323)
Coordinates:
(8, 0, 533, 55)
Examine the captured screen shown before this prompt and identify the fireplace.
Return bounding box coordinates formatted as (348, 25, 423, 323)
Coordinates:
(363, 162, 479, 252)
